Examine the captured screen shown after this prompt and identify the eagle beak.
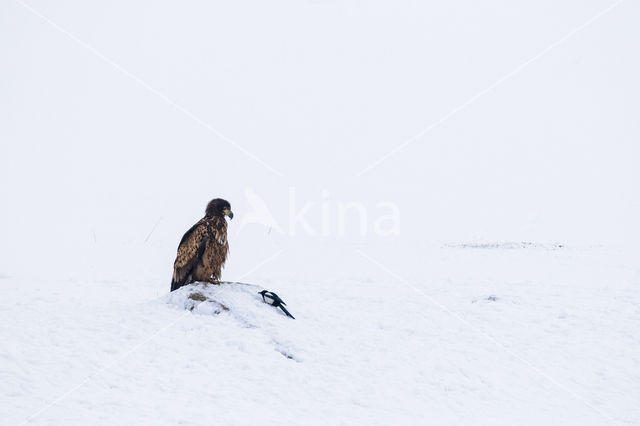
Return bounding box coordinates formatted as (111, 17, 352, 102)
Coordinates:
(224, 209, 234, 220)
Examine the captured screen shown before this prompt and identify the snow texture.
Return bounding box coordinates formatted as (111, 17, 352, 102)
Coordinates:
(2, 246, 639, 425)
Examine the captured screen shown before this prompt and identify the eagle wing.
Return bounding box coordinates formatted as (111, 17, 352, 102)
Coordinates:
(171, 219, 209, 291)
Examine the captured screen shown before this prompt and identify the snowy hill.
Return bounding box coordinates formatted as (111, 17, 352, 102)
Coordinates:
(3, 245, 639, 425)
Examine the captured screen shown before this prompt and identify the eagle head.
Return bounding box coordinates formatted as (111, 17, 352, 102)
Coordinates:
(205, 198, 233, 219)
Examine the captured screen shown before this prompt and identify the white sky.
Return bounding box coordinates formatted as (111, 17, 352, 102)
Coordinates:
(1, 0, 638, 281)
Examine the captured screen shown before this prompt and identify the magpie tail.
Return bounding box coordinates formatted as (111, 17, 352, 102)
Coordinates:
(279, 305, 295, 319)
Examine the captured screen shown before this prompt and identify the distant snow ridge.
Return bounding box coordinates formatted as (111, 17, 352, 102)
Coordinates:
(444, 241, 564, 250)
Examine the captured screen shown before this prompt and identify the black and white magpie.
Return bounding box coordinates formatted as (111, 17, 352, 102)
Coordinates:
(258, 290, 295, 319)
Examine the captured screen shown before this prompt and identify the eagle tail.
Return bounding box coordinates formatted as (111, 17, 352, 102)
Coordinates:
(279, 305, 295, 319)
(171, 272, 191, 292)
(170, 280, 183, 292)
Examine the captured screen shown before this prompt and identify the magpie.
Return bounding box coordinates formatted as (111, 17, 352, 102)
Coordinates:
(258, 290, 295, 319)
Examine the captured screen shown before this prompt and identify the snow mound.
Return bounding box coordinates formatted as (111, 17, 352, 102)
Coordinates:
(165, 281, 293, 319)
(164, 282, 301, 360)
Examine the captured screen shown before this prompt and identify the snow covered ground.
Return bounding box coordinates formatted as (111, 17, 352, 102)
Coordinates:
(2, 0, 640, 424)
(2, 244, 639, 425)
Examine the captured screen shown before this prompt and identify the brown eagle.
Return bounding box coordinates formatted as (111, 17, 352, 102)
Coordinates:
(170, 198, 234, 291)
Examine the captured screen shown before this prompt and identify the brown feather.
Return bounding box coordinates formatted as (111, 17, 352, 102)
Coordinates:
(171, 216, 229, 291)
